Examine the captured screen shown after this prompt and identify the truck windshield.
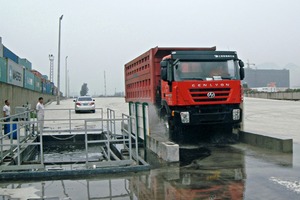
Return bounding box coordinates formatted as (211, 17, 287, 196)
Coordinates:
(173, 60, 239, 81)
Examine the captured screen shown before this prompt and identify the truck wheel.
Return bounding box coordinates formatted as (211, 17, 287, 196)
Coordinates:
(171, 124, 183, 143)
(219, 125, 239, 143)
(163, 115, 183, 143)
(232, 126, 240, 142)
(164, 116, 174, 140)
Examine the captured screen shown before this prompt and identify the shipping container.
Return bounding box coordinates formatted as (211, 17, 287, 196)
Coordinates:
(6, 58, 24, 87)
(34, 76, 42, 92)
(3, 46, 19, 64)
(45, 82, 52, 94)
(42, 81, 47, 93)
(42, 75, 48, 80)
(19, 58, 32, 71)
(31, 69, 42, 78)
(24, 70, 35, 90)
(0, 37, 3, 57)
(0, 57, 7, 83)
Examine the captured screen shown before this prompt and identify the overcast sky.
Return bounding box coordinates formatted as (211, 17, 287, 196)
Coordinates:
(1, 0, 299, 95)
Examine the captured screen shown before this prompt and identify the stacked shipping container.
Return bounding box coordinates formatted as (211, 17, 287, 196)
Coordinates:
(0, 37, 3, 57)
(19, 58, 32, 71)
(24, 70, 35, 90)
(3, 46, 19, 64)
(0, 37, 58, 95)
(6, 58, 24, 87)
(0, 57, 7, 83)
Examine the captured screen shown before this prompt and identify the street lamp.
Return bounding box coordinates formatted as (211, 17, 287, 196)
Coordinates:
(68, 69, 70, 98)
(49, 54, 54, 83)
(57, 14, 63, 105)
(65, 56, 68, 98)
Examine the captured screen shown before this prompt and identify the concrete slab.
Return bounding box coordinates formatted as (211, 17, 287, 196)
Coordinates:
(244, 97, 300, 144)
(146, 135, 179, 162)
(239, 131, 293, 153)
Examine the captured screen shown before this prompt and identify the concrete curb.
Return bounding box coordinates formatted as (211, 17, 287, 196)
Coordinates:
(0, 165, 150, 181)
(146, 136, 179, 162)
(239, 131, 293, 153)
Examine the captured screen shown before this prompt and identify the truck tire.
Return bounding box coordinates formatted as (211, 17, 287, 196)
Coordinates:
(162, 113, 183, 143)
(211, 124, 238, 144)
(163, 115, 174, 139)
(232, 125, 240, 142)
(171, 124, 183, 143)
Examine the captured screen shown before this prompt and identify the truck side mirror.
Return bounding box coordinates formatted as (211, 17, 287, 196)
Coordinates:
(161, 60, 168, 81)
(239, 60, 244, 68)
(161, 68, 167, 81)
(240, 67, 245, 80)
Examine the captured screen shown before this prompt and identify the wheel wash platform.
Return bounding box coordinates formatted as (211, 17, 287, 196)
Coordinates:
(0, 107, 150, 181)
(0, 103, 293, 181)
(127, 102, 293, 162)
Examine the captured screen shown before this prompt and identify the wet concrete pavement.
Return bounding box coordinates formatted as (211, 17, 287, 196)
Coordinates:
(244, 98, 300, 143)
(1, 97, 300, 199)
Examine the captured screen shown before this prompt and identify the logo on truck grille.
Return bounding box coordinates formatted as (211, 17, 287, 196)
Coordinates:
(207, 92, 215, 98)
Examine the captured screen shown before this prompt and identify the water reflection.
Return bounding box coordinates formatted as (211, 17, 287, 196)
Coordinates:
(132, 146, 246, 200)
(0, 178, 134, 200)
(0, 146, 245, 200)
(0, 144, 295, 199)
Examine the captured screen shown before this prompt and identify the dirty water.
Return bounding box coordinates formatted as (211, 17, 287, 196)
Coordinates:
(1, 144, 300, 200)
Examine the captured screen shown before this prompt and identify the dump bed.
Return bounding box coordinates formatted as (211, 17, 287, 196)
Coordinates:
(124, 47, 216, 103)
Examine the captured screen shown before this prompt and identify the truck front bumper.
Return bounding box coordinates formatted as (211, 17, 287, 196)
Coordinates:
(172, 104, 242, 125)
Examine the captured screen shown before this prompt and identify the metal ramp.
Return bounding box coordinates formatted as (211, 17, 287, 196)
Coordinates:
(0, 107, 149, 180)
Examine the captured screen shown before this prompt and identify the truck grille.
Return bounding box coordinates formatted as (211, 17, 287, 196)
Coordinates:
(190, 88, 230, 102)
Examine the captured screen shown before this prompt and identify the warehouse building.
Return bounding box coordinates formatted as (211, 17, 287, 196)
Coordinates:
(243, 67, 290, 88)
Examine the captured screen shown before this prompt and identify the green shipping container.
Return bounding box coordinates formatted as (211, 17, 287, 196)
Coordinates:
(24, 70, 35, 90)
(34, 76, 42, 92)
(18, 58, 32, 70)
(0, 57, 7, 83)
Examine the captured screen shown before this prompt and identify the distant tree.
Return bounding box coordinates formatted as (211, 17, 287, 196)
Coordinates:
(80, 83, 89, 96)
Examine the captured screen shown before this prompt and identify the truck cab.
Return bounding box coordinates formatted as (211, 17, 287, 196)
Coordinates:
(159, 51, 245, 141)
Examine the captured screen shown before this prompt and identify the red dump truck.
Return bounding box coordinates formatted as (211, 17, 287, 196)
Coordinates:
(124, 47, 245, 141)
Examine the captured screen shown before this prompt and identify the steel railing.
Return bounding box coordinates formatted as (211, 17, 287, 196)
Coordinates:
(42, 108, 104, 133)
(84, 110, 146, 168)
(1, 107, 147, 171)
(0, 109, 44, 170)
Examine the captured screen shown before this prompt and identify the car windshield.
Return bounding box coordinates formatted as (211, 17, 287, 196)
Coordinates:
(173, 60, 239, 81)
(78, 97, 92, 101)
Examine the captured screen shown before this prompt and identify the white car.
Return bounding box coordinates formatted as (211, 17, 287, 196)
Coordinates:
(74, 96, 95, 113)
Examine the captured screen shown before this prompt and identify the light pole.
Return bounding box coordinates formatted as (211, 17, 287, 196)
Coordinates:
(57, 14, 63, 105)
(68, 69, 70, 98)
(49, 54, 54, 83)
(65, 56, 68, 98)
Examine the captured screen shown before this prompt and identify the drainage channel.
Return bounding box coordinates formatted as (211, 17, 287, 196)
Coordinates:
(0, 108, 150, 181)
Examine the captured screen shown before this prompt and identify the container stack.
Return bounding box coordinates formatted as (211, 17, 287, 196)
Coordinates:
(0, 36, 58, 95)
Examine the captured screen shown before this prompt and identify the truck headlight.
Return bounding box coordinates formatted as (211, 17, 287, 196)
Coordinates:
(180, 112, 190, 123)
(233, 109, 240, 120)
